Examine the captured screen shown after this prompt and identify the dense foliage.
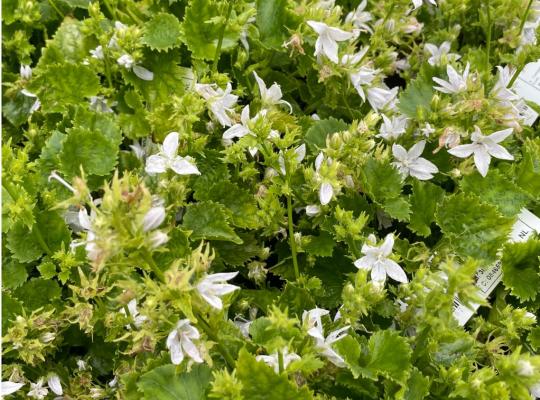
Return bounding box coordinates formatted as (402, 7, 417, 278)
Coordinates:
(3, 0, 540, 398)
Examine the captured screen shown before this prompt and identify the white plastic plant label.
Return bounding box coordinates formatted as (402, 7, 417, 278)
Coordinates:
(453, 208, 540, 326)
(513, 60, 540, 126)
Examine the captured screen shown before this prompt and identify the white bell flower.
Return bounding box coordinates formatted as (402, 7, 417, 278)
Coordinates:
(166, 319, 203, 365)
(307, 21, 355, 64)
(20, 64, 32, 80)
(1, 381, 24, 396)
(196, 272, 240, 310)
(353, 234, 408, 283)
(253, 71, 292, 112)
(117, 54, 154, 81)
(377, 114, 409, 140)
(256, 347, 301, 373)
(367, 86, 398, 111)
(392, 140, 439, 180)
(145, 132, 200, 176)
(345, 0, 373, 33)
(120, 299, 148, 329)
(424, 42, 460, 66)
(47, 375, 62, 396)
(314, 152, 334, 205)
(447, 126, 514, 177)
(195, 82, 238, 127)
(307, 325, 350, 367)
(90, 45, 104, 60)
(142, 206, 166, 232)
(432, 63, 470, 94)
(27, 379, 48, 399)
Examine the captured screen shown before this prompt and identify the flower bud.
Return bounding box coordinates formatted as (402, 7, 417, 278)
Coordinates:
(149, 230, 169, 248)
(48, 375, 62, 395)
(142, 206, 166, 232)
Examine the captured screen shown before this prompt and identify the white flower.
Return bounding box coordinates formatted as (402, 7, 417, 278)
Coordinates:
(518, 360, 535, 376)
(117, 54, 154, 81)
(420, 123, 435, 137)
(367, 86, 398, 111)
(341, 48, 378, 101)
(314, 152, 334, 205)
(196, 272, 240, 310)
(75, 208, 101, 262)
(278, 143, 306, 175)
(490, 65, 518, 102)
(377, 114, 408, 140)
(195, 82, 238, 127)
(302, 307, 330, 330)
(47, 375, 62, 396)
(1, 381, 24, 396)
(253, 71, 292, 112)
(307, 21, 355, 64)
(145, 132, 200, 176)
(353, 234, 408, 283)
(90, 45, 104, 60)
(425, 42, 460, 66)
(28, 379, 48, 399)
(40, 332, 56, 343)
(345, 0, 373, 33)
(89, 96, 113, 113)
(308, 325, 350, 367)
(432, 63, 470, 94)
(256, 347, 301, 373)
(392, 140, 439, 180)
(120, 299, 148, 329)
(77, 359, 87, 370)
(142, 206, 166, 231)
(412, 0, 437, 9)
(305, 204, 321, 217)
(167, 320, 203, 365)
(148, 230, 169, 248)
(530, 382, 540, 398)
(223, 106, 253, 140)
(20, 64, 32, 80)
(447, 126, 514, 177)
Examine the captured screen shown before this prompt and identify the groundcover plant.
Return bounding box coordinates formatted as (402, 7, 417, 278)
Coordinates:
(3, 0, 540, 398)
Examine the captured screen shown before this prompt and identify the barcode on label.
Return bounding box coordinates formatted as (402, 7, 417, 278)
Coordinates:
(453, 209, 540, 326)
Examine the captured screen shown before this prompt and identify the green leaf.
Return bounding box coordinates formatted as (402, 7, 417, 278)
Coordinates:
(515, 138, 540, 199)
(333, 335, 363, 378)
(435, 193, 514, 263)
(183, 201, 243, 244)
(213, 232, 261, 266)
(501, 238, 540, 302)
(59, 127, 118, 177)
(38, 130, 66, 177)
(398, 77, 433, 118)
(402, 368, 430, 400)
(6, 222, 43, 263)
(38, 17, 89, 64)
(29, 64, 100, 113)
(460, 170, 530, 217)
(194, 181, 260, 229)
(361, 159, 403, 202)
(181, 0, 242, 60)
(14, 278, 62, 311)
(304, 118, 348, 152)
(364, 330, 412, 384)
(2, 91, 37, 127)
(137, 364, 212, 400)
(143, 13, 183, 51)
(256, 0, 292, 48)
(382, 196, 411, 222)
(2, 260, 28, 289)
(38, 261, 57, 279)
(2, 293, 23, 332)
(235, 348, 313, 400)
(304, 231, 334, 257)
(408, 181, 445, 236)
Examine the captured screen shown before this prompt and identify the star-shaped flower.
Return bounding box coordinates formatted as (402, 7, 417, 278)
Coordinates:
(307, 21, 355, 64)
(145, 132, 200, 176)
(392, 140, 439, 180)
(367, 86, 398, 111)
(353, 234, 408, 283)
(117, 54, 154, 81)
(253, 71, 292, 112)
(166, 319, 203, 365)
(432, 63, 470, 94)
(195, 82, 238, 127)
(447, 126, 514, 177)
(377, 114, 409, 140)
(344, 0, 373, 33)
(196, 272, 240, 310)
(256, 347, 301, 373)
(425, 42, 460, 66)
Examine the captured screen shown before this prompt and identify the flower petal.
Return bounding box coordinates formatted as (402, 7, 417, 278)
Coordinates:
(170, 157, 201, 175)
(182, 338, 203, 363)
(473, 148, 491, 177)
(384, 260, 408, 283)
(447, 144, 477, 158)
(319, 182, 334, 205)
(162, 132, 179, 159)
(132, 65, 154, 81)
(487, 144, 514, 160)
(371, 263, 387, 282)
(1, 382, 25, 396)
(487, 128, 513, 143)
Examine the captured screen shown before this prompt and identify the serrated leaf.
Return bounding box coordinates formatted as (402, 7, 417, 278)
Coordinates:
(460, 170, 530, 217)
(29, 64, 100, 113)
(14, 278, 62, 311)
(333, 335, 363, 378)
(2, 260, 28, 289)
(382, 196, 411, 222)
(403, 368, 430, 400)
(38, 261, 57, 279)
(304, 118, 348, 152)
(408, 181, 445, 236)
(183, 201, 242, 244)
(137, 364, 212, 400)
(2, 91, 37, 127)
(501, 239, 540, 302)
(6, 222, 44, 263)
(304, 231, 334, 257)
(364, 330, 412, 384)
(398, 77, 433, 118)
(143, 13, 183, 51)
(2, 293, 23, 332)
(435, 193, 514, 263)
(213, 232, 260, 266)
(38, 130, 66, 177)
(236, 348, 313, 399)
(182, 0, 242, 60)
(59, 127, 118, 177)
(38, 17, 89, 65)
(194, 181, 260, 229)
(361, 159, 403, 202)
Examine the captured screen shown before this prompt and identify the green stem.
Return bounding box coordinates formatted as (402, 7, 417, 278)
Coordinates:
(508, 62, 526, 87)
(277, 349, 284, 374)
(286, 191, 300, 280)
(141, 250, 165, 282)
(212, 1, 234, 72)
(382, 1, 395, 26)
(102, 0, 117, 20)
(484, 0, 492, 75)
(518, 0, 534, 36)
(196, 313, 235, 368)
(123, 305, 138, 330)
(102, 49, 114, 88)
